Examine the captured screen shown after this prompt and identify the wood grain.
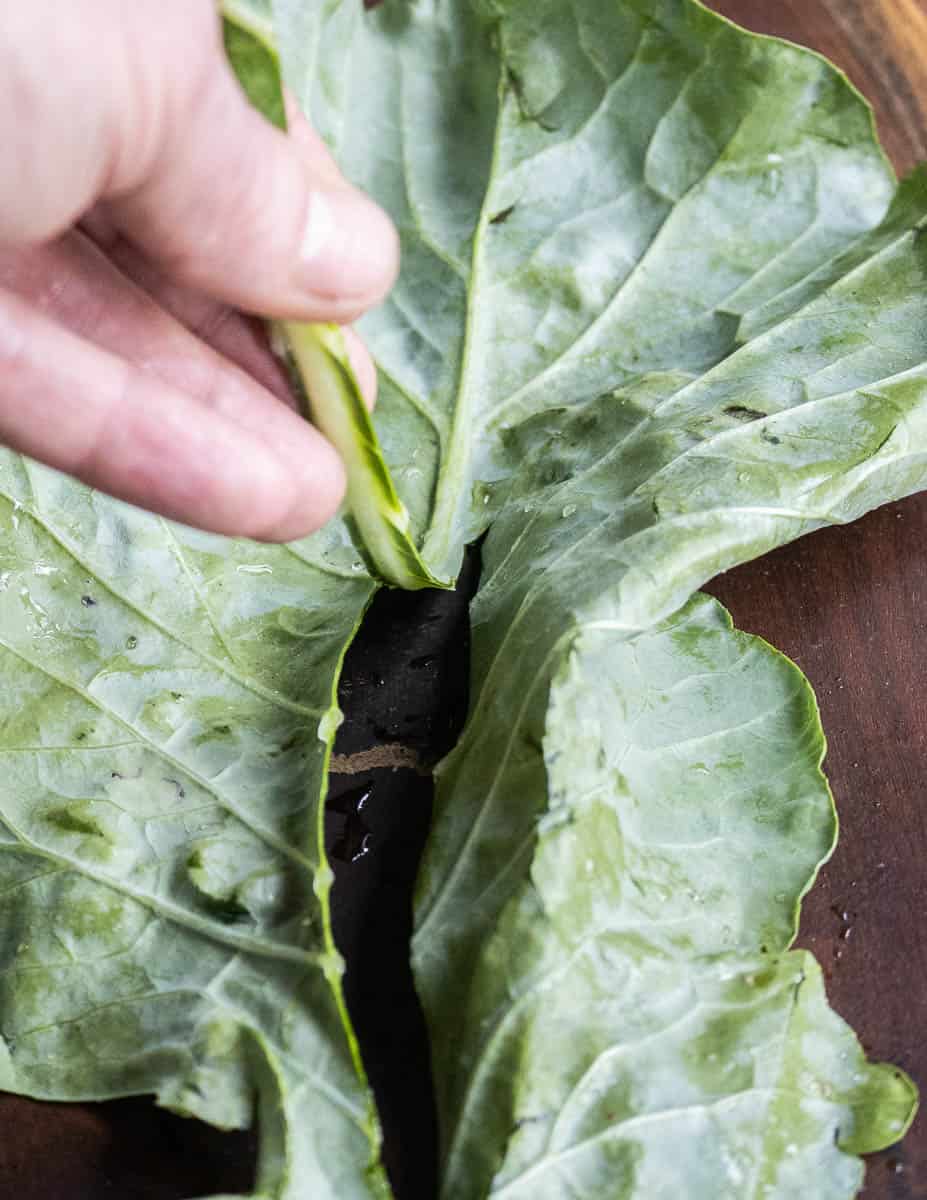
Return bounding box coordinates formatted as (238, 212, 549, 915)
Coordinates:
(707, 3, 927, 1198)
(709, 501, 927, 1200)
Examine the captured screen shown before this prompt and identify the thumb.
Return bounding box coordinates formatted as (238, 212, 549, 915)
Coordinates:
(2, 0, 399, 322)
(112, 6, 400, 321)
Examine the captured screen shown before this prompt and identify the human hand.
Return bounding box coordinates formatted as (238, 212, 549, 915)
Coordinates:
(0, 0, 398, 541)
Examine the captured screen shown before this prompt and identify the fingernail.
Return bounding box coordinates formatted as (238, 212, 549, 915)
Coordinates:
(300, 188, 398, 302)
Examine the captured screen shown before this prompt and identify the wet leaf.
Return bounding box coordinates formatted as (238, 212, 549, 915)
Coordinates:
(0, 3, 925, 1199)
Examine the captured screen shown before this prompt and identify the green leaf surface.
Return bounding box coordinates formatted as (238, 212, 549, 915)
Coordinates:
(0, 2, 925, 1199)
(274, 0, 906, 576)
(223, 0, 287, 130)
(415, 592, 916, 1198)
(0, 461, 387, 1199)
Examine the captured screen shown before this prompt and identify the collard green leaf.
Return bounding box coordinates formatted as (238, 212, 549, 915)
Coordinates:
(414, 592, 916, 1197)
(0, 461, 388, 1199)
(274, 0, 902, 576)
(0, 1, 925, 1199)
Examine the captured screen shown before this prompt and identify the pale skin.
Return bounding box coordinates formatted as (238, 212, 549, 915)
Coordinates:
(0, 0, 400, 541)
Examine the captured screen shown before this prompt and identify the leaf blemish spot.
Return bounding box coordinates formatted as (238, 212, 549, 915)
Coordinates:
(723, 405, 768, 422)
(490, 205, 516, 226)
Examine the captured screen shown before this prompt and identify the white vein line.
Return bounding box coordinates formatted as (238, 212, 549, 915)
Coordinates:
(160, 520, 240, 668)
(435, 824, 539, 941)
(483, 106, 761, 430)
(574, 0, 613, 83)
(388, 279, 454, 360)
(737, 221, 918, 333)
(652, 234, 927, 423)
(9, 973, 367, 1125)
(477, 404, 652, 602)
(500, 359, 925, 642)
(646, 366, 926, 495)
(397, 61, 467, 280)
(0, 490, 325, 721)
(329, 0, 359, 161)
(399, 220, 468, 282)
(545, 970, 805, 1159)
(0, 743, 137, 754)
(492, 19, 648, 195)
(0, 635, 314, 870)
(15, 457, 38, 507)
(201, 949, 368, 1125)
(441, 926, 609, 1190)
(12, 987, 211, 1040)
(279, 541, 364, 581)
(484, 187, 645, 298)
(471, 507, 636, 703)
(0, 833, 318, 967)
(714, 208, 822, 313)
(421, 54, 509, 565)
(493, 1087, 815, 1198)
(628, 690, 799, 754)
(0, 864, 63, 900)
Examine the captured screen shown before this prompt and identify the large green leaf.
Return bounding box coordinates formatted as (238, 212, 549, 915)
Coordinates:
(0, 1, 925, 1199)
(415, 587, 917, 1197)
(274, 0, 906, 575)
(0, 464, 388, 1199)
(410, 179, 927, 1177)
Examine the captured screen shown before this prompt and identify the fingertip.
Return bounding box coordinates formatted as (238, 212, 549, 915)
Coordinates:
(298, 186, 400, 317)
(108, 51, 400, 325)
(253, 429, 347, 543)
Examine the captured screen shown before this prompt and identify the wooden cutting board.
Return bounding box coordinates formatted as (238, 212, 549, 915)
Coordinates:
(1, 3, 925, 1198)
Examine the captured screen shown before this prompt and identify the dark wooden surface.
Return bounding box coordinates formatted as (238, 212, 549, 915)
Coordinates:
(2, 3, 927, 1199)
(710, 502, 927, 1200)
